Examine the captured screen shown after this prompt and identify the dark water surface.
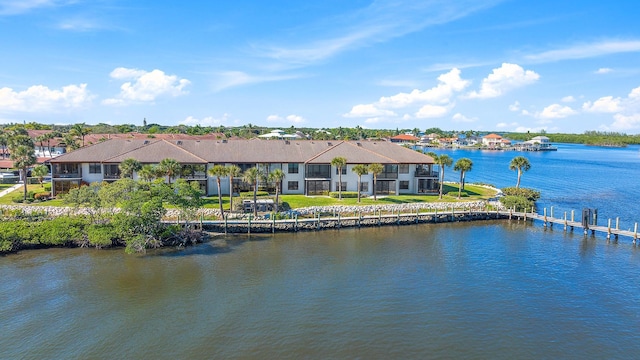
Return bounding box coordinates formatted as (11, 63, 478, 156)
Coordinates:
(2, 144, 640, 359)
(2, 222, 640, 359)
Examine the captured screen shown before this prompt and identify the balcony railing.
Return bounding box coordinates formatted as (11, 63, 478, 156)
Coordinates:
(415, 170, 438, 177)
(53, 173, 82, 179)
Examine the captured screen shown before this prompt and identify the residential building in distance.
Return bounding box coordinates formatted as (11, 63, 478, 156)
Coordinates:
(48, 139, 439, 197)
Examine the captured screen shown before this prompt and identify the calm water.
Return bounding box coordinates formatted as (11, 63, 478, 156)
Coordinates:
(2, 144, 640, 359)
(428, 143, 640, 225)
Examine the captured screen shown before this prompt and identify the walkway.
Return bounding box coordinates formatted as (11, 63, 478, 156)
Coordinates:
(0, 183, 22, 198)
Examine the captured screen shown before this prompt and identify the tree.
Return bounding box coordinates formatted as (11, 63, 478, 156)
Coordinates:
(428, 152, 453, 199)
(9, 139, 37, 201)
(368, 163, 383, 201)
(138, 164, 157, 182)
(0, 132, 7, 159)
(331, 156, 347, 200)
(351, 164, 369, 203)
(226, 165, 241, 212)
(453, 158, 473, 199)
(119, 158, 142, 179)
(509, 156, 531, 189)
(243, 167, 260, 217)
(70, 123, 91, 147)
(208, 164, 228, 217)
(32, 164, 49, 187)
(158, 158, 182, 185)
(268, 168, 286, 212)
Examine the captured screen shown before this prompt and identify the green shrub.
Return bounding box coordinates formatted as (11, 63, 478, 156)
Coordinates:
(240, 191, 269, 198)
(43, 183, 52, 192)
(501, 187, 540, 201)
(11, 194, 24, 203)
(500, 195, 536, 212)
(329, 191, 359, 198)
(86, 224, 115, 248)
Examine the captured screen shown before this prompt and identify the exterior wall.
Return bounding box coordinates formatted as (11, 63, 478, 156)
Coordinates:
(82, 163, 104, 184)
(282, 162, 304, 195)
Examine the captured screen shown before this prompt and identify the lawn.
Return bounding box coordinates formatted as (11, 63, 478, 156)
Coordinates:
(0, 184, 65, 206)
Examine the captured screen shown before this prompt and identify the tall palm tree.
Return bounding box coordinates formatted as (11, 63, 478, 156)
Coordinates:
(138, 164, 157, 182)
(243, 167, 260, 217)
(32, 164, 49, 187)
(268, 168, 286, 212)
(453, 158, 473, 199)
(368, 163, 383, 201)
(70, 123, 91, 147)
(119, 158, 142, 179)
(158, 158, 182, 185)
(509, 156, 531, 189)
(208, 165, 228, 217)
(226, 165, 241, 213)
(429, 152, 453, 199)
(10, 141, 36, 201)
(351, 164, 368, 203)
(331, 156, 347, 200)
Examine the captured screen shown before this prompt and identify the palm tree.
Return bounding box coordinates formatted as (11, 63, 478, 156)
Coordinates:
(268, 168, 286, 212)
(32, 164, 49, 187)
(453, 158, 473, 199)
(208, 165, 228, 217)
(351, 164, 368, 203)
(331, 156, 347, 200)
(158, 158, 182, 185)
(9, 141, 36, 201)
(138, 164, 157, 182)
(0, 132, 7, 159)
(368, 163, 383, 201)
(429, 152, 453, 199)
(509, 156, 531, 189)
(70, 123, 91, 147)
(243, 167, 260, 217)
(226, 165, 241, 213)
(119, 158, 142, 179)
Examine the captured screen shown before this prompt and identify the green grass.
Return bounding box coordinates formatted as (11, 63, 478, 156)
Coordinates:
(0, 183, 498, 210)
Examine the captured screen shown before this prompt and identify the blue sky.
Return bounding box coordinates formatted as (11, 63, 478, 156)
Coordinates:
(1, 0, 640, 134)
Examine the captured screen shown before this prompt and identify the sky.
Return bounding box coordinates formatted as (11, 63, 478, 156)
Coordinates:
(1, 0, 640, 134)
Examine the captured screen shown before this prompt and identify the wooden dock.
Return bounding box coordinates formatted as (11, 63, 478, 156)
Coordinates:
(191, 206, 639, 244)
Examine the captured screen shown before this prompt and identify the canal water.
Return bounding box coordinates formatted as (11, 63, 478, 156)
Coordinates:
(2, 144, 640, 359)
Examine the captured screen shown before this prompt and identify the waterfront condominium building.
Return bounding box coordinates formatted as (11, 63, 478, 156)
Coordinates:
(48, 139, 439, 197)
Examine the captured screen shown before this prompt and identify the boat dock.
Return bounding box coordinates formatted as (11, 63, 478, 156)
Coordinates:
(195, 207, 639, 243)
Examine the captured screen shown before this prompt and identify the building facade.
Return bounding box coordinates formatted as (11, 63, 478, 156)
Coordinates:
(48, 139, 439, 197)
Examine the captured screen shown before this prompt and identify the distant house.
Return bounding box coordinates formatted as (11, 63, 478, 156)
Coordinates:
(482, 133, 504, 147)
(48, 139, 439, 197)
(516, 135, 556, 151)
(390, 134, 420, 144)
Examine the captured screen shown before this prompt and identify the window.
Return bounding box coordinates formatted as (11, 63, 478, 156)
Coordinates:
(306, 180, 330, 195)
(288, 163, 299, 174)
(379, 164, 398, 179)
(335, 182, 347, 191)
(288, 181, 299, 190)
(306, 164, 331, 178)
(399, 180, 409, 190)
(335, 167, 347, 175)
(89, 163, 101, 174)
(399, 164, 409, 174)
(360, 182, 368, 192)
(375, 180, 396, 195)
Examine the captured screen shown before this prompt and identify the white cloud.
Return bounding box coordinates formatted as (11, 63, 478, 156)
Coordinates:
(266, 114, 307, 124)
(0, 0, 69, 15)
(364, 117, 382, 124)
(378, 68, 469, 108)
(610, 113, 640, 130)
(415, 104, 451, 118)
(344, 104, 397, 118)
(561, 95, 576, 102)
(0, 83, 92, 112)
(496, 122, 519, 129)
(452, 113, 476, 123)
(509, 101, 520, 111)
(180, 114, 230, 126)
(582, 96, 622, 113)
(344, 68, 469, 120)
(628, 86, 640, 99)
(539, 104, 577, 119)
(103, 68, 190, 105)
(466, 63, 539, 99)
(525, 40, 640, 62)
(595, 67, 613, 74)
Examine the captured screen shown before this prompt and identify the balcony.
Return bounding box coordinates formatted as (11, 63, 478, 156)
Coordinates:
(53, 173, 82, 179)
(415, 169, 438, 177)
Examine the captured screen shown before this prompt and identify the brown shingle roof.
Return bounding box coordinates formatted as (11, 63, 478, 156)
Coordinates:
(49, 139, 434, 165)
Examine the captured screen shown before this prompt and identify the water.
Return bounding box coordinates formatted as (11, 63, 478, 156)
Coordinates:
(2, 144, 640, 359)
(427, 143, 640, 225)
